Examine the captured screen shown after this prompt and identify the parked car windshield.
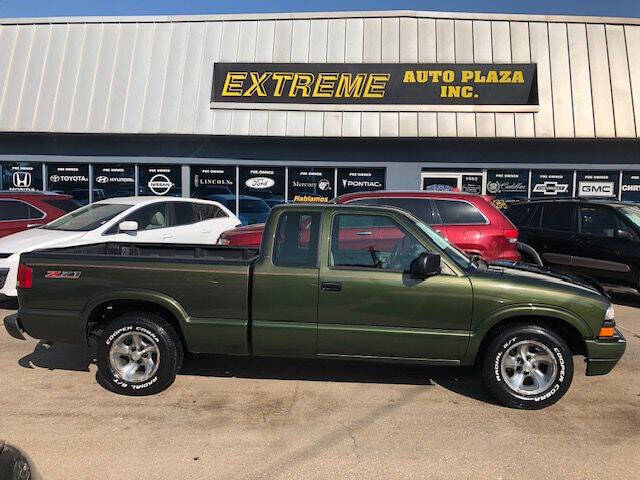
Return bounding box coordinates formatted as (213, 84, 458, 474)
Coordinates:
(411, 218, 472, 270)
(616, 205, 640, 230)
(239, 199, 270, 213)
(44, 204, 132, 231)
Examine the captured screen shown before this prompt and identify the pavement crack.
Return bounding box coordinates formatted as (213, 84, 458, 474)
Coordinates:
(340, 421, 360, 464)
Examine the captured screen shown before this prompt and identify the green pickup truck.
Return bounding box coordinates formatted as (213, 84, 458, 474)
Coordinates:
(4, 204, 626, 409)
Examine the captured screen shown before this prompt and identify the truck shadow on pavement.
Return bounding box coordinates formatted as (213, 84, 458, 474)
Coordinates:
(17, 342, 500, 406)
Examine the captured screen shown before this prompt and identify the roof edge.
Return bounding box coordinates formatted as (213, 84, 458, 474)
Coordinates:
(0, 10, 639, 26)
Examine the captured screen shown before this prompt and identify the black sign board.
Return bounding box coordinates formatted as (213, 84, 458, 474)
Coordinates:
(1, 162, 43, 191)
(138, 165, 182, 197)
(422, 176, 458, 192)
(288, 167, 335, 203)
(191, 166, 236, 202)
(531, 170, 574, 198)
(337, 168, 385, 196)
(93, 164, 135, 200)
(461, 174, 483, 194)
(486, 170, 529, 209)
(239, 166, 285, 207)
(213, 63, 538, 106)
(48, 164, 90, 205)
(576, 171, 619, 199)
(621, 171, 640, 202)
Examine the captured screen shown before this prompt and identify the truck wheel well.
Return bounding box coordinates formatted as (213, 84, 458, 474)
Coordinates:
(476, 316, 587, 365)
(87, 300, 187, 351)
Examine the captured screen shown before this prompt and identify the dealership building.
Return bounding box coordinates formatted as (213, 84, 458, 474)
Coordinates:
(0, 10, 639, 216)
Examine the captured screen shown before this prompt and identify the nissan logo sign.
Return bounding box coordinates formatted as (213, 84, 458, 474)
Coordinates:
(148, 174, 173, 195)
(245, 177, 275, 189)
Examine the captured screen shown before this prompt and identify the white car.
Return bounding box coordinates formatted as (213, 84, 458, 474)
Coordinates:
(0, 196, 240, 302)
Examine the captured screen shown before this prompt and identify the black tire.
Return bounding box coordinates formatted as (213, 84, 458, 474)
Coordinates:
(481, 324, 573, 409)
(96, 312, 183, 396)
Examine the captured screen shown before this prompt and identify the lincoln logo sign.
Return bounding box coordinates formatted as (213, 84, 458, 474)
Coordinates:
(212, 62, 538, 111)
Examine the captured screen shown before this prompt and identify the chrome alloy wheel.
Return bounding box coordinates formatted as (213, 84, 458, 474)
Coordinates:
(109, 331, 160, 383)
(500, 340, 558, 396)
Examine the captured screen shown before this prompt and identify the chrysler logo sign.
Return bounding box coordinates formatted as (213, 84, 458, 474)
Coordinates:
(148, 174, 173, 195)
(245, 177, 275, 189)
(12, 172, 32, 188)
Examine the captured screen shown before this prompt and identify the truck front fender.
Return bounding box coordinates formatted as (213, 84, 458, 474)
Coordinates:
(462, 304, 593, 365)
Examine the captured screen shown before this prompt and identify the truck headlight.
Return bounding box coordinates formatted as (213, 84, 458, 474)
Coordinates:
(599, 305, 616, 339)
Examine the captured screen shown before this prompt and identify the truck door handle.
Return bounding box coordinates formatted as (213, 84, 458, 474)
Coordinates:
(355, 231, 372, 236)
(321, 282, 342, 292)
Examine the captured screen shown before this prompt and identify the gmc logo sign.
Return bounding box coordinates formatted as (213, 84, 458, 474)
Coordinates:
(579, 181, 615, 197)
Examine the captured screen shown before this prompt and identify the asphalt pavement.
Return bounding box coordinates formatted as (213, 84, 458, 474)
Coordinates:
(0, 304, 639, 480)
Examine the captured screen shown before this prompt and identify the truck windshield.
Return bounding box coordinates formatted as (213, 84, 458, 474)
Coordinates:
(616, 205, 640, 231)
(411, 219, 473, 270)
(44, 204, 132, 231)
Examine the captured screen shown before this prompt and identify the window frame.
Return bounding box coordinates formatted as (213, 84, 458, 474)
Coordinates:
(577, 204, 636, 239)
(432, 198, 490, 226)
(103, 202, 169, 235)
(272, 211, 321, 269)
(344, 196, 436, 225)
(539, 202, 577, 233)
(0, 199, 46, 223)
(327, 211, 431, 274)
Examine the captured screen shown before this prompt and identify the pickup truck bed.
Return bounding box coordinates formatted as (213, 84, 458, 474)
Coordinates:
(17, 242, 259, 353)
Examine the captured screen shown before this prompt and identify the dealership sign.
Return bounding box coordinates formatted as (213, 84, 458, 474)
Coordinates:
(621, 172, 640, 202)
(211, 63, 538, 111)
(288, 167, 335, 203)
(139, 166, 181, 197)
(531, 170, 573, 197)
(1, 162, 42, 191)
(337, 168, 385, 196)
(576, 171, 618, 198)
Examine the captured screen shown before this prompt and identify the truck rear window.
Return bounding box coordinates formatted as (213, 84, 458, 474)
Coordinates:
(273, 212, 321, 268)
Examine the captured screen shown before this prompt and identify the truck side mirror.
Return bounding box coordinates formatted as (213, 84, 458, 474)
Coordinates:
(615, 229, 634, 240)
(409, 252, 441, 278)
(118, 221, 139, 233)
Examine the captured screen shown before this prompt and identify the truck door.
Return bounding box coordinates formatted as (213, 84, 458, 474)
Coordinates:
(251, 210, 321, 356)
(317, 211, 472, 361)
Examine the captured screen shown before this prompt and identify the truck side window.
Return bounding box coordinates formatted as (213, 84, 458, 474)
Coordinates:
(273, 212, 321, 268)
(330, 214, 427, 271)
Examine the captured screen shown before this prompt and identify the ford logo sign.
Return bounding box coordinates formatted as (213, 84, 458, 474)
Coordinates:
(95, 176, 109, 184)
(245, 177, 275, 189)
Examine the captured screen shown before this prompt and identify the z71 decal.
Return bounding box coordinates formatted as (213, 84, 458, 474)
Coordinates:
(45, 270, 82, 279)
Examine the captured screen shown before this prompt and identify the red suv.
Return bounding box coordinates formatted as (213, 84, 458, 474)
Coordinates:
(0, 192, 79, 238)
(219, 191, 521, 262)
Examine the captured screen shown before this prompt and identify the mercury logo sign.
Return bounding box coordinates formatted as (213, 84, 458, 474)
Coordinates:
(95, 176, 109, 184)
(148, 174, 173, 195)
(318, 179, 331, 191)
(12, 172, 31, 188)
(532, 181, 569, 196)
(579, 181, 614, 197)
(245, 177, 275, 189)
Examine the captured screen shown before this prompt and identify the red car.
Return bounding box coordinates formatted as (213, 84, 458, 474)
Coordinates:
(0, 192, 79, 238)
(219, 191, 521, 262)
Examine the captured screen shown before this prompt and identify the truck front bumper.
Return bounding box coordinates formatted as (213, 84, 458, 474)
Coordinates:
(3, 313, 26, 340)
(584, 328, 626, 376)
